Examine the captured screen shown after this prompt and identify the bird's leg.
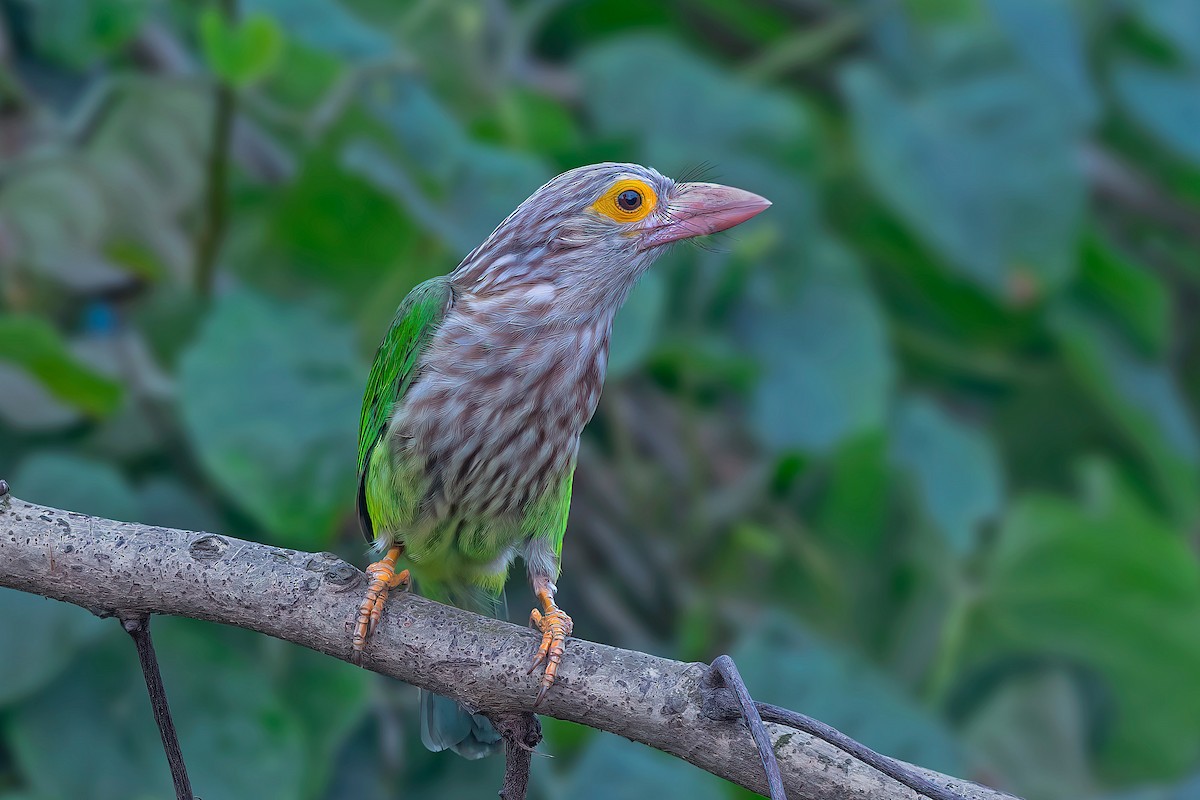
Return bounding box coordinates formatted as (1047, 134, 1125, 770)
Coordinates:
(351, 546, 410, 663)
(527, 574, 573, 704)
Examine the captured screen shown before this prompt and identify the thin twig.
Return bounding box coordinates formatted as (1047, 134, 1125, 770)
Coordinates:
(756, 702, 966, 800)
(705, 655, 787, 800)
(703, 657, 968, 800)
(194, 80, 234, 296)
(120, 614, 194, 800)
(492, 713, 542, 800)
(192, 0, 237, 297)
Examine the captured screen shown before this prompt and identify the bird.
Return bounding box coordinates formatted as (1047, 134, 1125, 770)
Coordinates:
(352, 162, 770, 758)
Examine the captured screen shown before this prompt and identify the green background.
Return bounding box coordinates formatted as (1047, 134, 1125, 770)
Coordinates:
(2, 1, 1199, 798)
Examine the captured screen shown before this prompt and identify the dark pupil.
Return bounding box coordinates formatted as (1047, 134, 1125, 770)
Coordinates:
(617, 189, 642, 211)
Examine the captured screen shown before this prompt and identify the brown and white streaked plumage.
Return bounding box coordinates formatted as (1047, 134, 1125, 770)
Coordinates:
(351, 162, 769, 758)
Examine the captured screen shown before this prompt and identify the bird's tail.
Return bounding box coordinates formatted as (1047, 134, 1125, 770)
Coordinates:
(419, 690, 502, 759)
(417, 583, 505, 759)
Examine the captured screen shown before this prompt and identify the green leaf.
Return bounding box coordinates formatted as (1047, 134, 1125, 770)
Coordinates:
(578, 34, 817, 241)
(0, 164, 124, 291)
(842, 62, 1084, 297)
(244, 0, 392, 60)
(1075, 233, 1170, 356)
(86, 83, 211, 218)
(178, 290, 365, 548)
(1131, 0, 1200, 67)
(346, 77, 550, 252)
(1113, 61, 1200, 168)
(490, 87, 583, 157)
(360, 77, 465, 185)
(199, 8, 284, 87)
(747, 239, 894, 453)
(985, 0, 1097, 127)
(963, 669, 1095, 800)
(278, 646, 371, 796)
(267, 151, 419, 296)
(891, 395, 1004, 555)
(254, 32, 343, 111)
(85, 388, 174, 463)
(0, 363, 80, 431)
(338, 140, 510, 256)
(11, 452, 140, 521)
(0, 590, 106, 707)
(814, 433, 892, 554)
(902, 0, 982, 25)
(137, 478, 223, 533)
(0, 82, 209, 289)
(23, 0, 150, 68)
(580, 34, 813, 166)
(609, 270, 666, 379)
(558, 733, 727, 800)
(733, 612, 964, 774)
(133, 288, 213, 375)
(6, 620, 307, 800)
(1106, 772, 1200, 800)
(970, 461, 1200, 780)
(1054, 307, 1200, 522)
(7, 643, 173, 800)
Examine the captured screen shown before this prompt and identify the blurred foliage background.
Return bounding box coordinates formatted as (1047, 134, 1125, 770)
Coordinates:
(1, 0, 1199, 798)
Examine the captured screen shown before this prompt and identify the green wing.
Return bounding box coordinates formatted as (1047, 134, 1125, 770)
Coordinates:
(357, 276, 455, 541)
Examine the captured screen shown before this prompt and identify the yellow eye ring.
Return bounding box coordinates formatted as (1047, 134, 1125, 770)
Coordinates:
(592, 178, 657, 224)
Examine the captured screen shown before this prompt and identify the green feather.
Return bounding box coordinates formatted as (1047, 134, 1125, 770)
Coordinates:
(526, 470, 574, 560)
(356, 277, 454, 541)
(355, 277, 570, 762)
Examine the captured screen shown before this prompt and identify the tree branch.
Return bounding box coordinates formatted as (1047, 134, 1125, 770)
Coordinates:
(0, 494, 1015, 800)
(492, 712, 541, 800)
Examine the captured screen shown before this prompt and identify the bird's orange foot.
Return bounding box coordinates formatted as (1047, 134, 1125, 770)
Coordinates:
(528, 585, 572, 705)
(351, 546, 409, 664)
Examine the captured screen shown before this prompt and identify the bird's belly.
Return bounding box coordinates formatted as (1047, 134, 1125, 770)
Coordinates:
(388, 377, 587, 564)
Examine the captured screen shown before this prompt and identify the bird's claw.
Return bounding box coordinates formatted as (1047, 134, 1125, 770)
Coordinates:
(350, 549, 409, 665)
(528, 605, 572, 705)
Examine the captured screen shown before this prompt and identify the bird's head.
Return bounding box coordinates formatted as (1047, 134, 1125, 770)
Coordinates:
(451, 163, 770, 314)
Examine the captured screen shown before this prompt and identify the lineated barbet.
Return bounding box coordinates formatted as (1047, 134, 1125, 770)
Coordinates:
(352, 162, 770, 758)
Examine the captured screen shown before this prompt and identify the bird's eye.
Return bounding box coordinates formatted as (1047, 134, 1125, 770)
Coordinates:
(592, 178, 657, 223)
(616, 189, 642, 212)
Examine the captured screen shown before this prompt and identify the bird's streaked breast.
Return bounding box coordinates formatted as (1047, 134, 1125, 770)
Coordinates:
(389, 284, 609, 529)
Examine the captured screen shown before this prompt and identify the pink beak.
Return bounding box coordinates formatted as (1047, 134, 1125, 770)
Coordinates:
(641, 182, 771, 249)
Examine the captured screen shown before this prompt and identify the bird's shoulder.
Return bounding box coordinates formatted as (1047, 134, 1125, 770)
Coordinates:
(356, 276, 457, 543)
(357, 276, 456, 474)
